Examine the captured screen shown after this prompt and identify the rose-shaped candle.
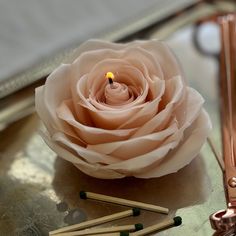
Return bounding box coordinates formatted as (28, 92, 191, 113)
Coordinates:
(35, 39, 212, 179)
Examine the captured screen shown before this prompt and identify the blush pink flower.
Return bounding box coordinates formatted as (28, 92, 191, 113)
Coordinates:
(35, 39, 211, 179)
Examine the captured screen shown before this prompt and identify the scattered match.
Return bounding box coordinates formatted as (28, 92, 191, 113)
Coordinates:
(130, 216, 182, 236)
(85, 233, 130, 236)
(51, 223, 143, 236)
(80, 191, 169, 214)
(49, 208, 140, 235)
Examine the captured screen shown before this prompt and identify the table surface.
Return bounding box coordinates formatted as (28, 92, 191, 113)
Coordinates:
(0, 8, 227, 236)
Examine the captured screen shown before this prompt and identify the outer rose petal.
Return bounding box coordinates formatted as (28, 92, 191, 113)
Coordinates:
(60, 109, 210, 179)
(66, 39, 155, 64)
(137, 40, 184, 80)
(35, 64, 71, 134)
(52, 132, 120, 165)
(41, 131, 125, 179)
(134, 109, 212, 178)
(67, 39, 182, 80)
(35, 64, 83, 144)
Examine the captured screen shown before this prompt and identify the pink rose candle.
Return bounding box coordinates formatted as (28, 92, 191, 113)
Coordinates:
(35, 39, 212, 179)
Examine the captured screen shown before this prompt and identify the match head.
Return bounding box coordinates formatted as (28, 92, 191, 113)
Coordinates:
(134, 223, 143, 231)
(79, 191, 87, 199)
(120, 232, 129, 236)
(132, 208, 141, 216)
(173, 216, 182, 226)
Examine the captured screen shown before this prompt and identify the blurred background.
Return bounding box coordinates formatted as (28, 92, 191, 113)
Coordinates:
(0, 0, 236, 235)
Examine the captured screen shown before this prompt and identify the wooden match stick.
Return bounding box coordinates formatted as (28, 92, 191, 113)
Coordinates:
(84, 233, 129, 236)
(51, 223, 143, 236)
(80, 191, 169, 214)
(130, 216, 182, 236)
(49, 208, 140, 235)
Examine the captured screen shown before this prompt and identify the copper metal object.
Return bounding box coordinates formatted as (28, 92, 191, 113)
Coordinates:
(210, 14, 236, 233)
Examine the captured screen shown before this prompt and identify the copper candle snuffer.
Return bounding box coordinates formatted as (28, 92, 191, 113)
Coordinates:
(209, 13, 236, 235)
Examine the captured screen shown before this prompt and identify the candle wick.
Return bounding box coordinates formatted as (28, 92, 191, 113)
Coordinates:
(109, 78, 115, 89)
(108, 78, 113, 85)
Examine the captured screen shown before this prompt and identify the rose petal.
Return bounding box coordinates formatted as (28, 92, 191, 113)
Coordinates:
(87, 122, 178, 159)
(57, 99, 138, 144)
(138, 40, 185, 80)
(118, 79, 165, 129)
(41, 131, 124, 179)
(68, 40, 163, 77)
(35, 86, 55, 134)
(66, 39, 127, 63)
(131, 76, 183, 137)
(52, 132, 120, 165)
(134, 109, 212, 178)
(35, 64, 83, 143)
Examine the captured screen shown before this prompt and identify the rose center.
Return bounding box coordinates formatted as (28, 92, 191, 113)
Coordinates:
(104, 82, 133, 105)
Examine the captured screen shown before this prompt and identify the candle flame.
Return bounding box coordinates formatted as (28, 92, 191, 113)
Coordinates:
(105, 72, 115, 86)
(105, 72, 114, 80)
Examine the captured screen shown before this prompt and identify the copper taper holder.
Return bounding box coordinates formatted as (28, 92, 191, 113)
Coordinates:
(210, 13, 236, 233)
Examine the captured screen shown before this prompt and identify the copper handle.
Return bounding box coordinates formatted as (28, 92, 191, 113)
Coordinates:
(219, 14, 236, 208)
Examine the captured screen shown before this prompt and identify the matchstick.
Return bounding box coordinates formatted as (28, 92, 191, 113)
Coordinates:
(130, 216, 182, 236)
(51, 223, 143, 236)
(49, 208, 140, 235)
(80, 191, 169, 214)
(85, 233, 129, 236)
